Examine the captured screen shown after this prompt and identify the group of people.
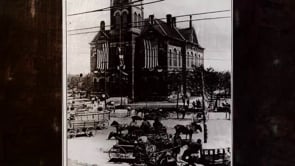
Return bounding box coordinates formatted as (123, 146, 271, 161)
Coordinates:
(192, 99, 202, 109)
(158, 137, 203, 166)
(129, 116, 164, 134)
(130, 116, 203, 166)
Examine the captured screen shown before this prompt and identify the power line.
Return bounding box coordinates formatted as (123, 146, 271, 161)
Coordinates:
(67, 0, 164, 16)
(68, 25, 112, 32)
(176, 16, 231, 24)
(130, 16, 231, 28)
(67, 0, 143, 16)
(68, 30, 102, 36)
(157, 10, 231, 20)
(67, 10, 231, 32)
(68, 15, 231, 36)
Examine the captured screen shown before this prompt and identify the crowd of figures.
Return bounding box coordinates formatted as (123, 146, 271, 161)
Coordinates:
(107, 113, 230, 166)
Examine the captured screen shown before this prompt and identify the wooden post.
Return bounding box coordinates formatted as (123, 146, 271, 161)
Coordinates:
(201, 66, 207, 143)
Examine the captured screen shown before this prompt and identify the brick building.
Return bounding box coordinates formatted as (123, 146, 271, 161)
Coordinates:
(90, 0, 204, 101)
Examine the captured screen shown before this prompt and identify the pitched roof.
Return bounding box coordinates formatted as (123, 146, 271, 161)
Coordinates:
(179, 27, 204, 49)
(140, 18, 185, 41)
(179, 27, 198, 44)
(90, 30, 110, 44)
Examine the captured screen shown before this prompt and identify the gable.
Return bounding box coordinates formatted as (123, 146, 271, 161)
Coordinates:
(90, 30, 110, 44)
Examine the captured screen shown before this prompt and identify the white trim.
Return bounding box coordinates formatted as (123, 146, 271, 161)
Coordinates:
(113, 10, 121, 16)
(121, 9, 129, 15)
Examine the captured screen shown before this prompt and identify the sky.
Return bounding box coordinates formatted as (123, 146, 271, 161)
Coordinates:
(66, 0, 232, 74)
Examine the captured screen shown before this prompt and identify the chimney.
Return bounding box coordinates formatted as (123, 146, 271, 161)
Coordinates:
(166, 14, 172, 26)
(149, 15, 154, 25)
(100, 21, 105, 31)
(172, 17, 176, 27)
(189, 15, 192, 28)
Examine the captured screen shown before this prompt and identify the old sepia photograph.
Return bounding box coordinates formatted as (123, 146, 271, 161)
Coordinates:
(65, 0, 232, 165)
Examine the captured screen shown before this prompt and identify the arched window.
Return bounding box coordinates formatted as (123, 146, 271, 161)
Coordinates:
(195, 53, 197, 66)
(189, 52, 194, 67)
(178, 51, 181, 67)
(173, 49, 178, 66)
(122, 11, 128, 28)
(186, 52, 189, 68)
(169, 49, 172, 67)
(134, 12, 138, 27)
(138, 14, 141, 27)
(115, 12, 121, 28)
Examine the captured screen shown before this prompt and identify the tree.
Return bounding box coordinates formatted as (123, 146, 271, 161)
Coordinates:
(67, 73, 95, 97)
(219, 71, 231, 96)
(167, 71, 182, 95)
(204, 67, 219, 99)
(80, 74, 95, 95)
(187, 66, 230, 98)
(187, 66, 203, 96)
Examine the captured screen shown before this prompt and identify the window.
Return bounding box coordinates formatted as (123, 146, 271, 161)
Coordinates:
(178, 51, 182, 67)
(169, 49, 172, 67)
(186, 52, 189, 68)
(190, 52, 194, 67)
(91, 48, 96, 57)
(134, 12, 138, 27)
(195, 53, 197, 66)
(122, 11, 128, 28)
(138, 14, 141, 27)
(173, 49, 177, 66)
(115, 13, 121, 28)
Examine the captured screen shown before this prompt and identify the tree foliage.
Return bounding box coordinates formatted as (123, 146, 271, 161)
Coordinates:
(187, 66, 231, 97)
(167, 71, 182, 94)
(67, 73, 94, 93)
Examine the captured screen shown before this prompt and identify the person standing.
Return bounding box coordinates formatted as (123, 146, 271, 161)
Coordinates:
(187, 99, 190, 109)
(129, 117, 138, 127)
(181, 107, 186, 119)
(127, 106, 132, 116)
(196, 99, 201, 108)
(172, 132, 182, 159)
(140, 117, 151, 133)
(153, 117, 164, 133)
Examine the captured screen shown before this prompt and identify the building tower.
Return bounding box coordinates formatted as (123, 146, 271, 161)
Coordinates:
(109, 0, 143, 100)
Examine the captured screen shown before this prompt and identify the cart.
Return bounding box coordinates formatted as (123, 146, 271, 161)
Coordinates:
(67, 111, 110, 138)
(199, 147, 231, 166)
(109, 144, 136, 163)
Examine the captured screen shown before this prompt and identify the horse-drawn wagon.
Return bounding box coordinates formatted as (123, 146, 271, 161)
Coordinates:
(107, 122, 185, 166)
(67, 111, 110, 138)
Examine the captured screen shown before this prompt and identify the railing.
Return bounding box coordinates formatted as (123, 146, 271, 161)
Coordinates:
(200, 147, 231, 165)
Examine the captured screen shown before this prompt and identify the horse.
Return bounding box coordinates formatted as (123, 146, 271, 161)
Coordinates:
(110, 121, 128, 134)
(107, 131, 119, 140)
(107, 132, 138, 145)
(174, 123, 202, 141)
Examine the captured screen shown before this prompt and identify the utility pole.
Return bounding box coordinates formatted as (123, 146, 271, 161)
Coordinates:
(201, 66, 208, 143)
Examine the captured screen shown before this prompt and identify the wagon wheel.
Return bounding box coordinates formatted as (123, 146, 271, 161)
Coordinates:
(108, 146, 127, 160)
(85, 127, 96, 137)
(67, 129, 77, 138)
(146, 144, 156, 154)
